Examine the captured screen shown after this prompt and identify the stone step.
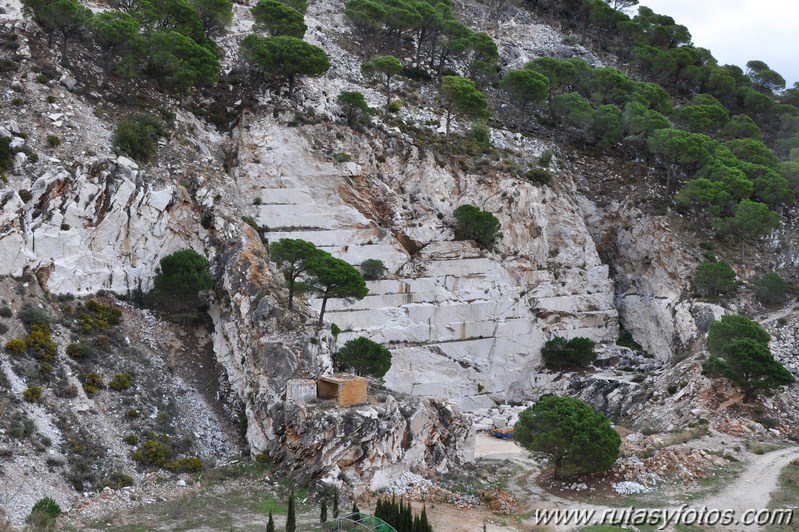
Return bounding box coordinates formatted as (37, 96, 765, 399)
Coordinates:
(318, 298, 529, 322)
(321, 283, 526, 310)
(256, 188, 313, 205)
(268, 228, 380, 247)
(533, 293, 615, 313)
(421, 257, 511, 281)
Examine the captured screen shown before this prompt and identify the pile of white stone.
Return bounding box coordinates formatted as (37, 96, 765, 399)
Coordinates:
(384, 472, 433, 496)
(612, 481, 653, 495)
(471, 404, 531, 431)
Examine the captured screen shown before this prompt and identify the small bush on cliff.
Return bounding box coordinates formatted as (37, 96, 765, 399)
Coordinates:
(18, 305, 51, 328)
(694, 261, 738, 299)
(453, 204, 502, 249)
(703, 314, 793, 399)
(26, 324, 57, 362)
(153, 248, 214, 314)
(109, 373, 132, 391)
(114, 114, 164, 162)
(753, 272, 789, 306)
(5, 338, 26, 355)
(23, 385, 42, 403)
(335, 336, 392, 378)
(514, 395, 620, 479)
(360, 259, 386, 280)
(0, 136, 13, 171)
(26, 497, 61, 528)
(133, 438, 172, 467)
(541, 337, 596, 369)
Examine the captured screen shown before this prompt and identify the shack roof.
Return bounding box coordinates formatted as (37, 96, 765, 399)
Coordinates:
(318, 375, 364, 384)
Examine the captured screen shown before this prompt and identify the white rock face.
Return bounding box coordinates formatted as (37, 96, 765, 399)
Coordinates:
(227, 117, 618, 409)
(580, 198, 716, 360)
(0, 159, 207, 295)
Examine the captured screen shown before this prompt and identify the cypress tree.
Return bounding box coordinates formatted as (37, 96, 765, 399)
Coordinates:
(420, 505, 432, 532)
(266, 510, 275, 532)
(286, 490, 296, 532)
(333, 487, 339, 518)
(320, 499, 327, 523)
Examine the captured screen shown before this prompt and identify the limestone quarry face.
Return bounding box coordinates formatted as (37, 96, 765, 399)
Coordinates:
(224, 115, 619, 409)
(0, 158, 209, 295)
(0, 0, 754, 505)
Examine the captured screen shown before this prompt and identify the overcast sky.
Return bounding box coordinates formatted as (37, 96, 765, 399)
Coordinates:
(637, 1, 798, 87)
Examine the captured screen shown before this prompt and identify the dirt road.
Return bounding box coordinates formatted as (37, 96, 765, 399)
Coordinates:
(699, 446, 799, 532)
(473, 434, 799, 532)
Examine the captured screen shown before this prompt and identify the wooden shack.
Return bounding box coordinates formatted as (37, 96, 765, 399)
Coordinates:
(286, 378, 317, 404)
(317, 375, 368, 406)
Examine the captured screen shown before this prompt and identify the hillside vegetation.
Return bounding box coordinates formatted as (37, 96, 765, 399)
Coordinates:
(2, 0, 799, 528)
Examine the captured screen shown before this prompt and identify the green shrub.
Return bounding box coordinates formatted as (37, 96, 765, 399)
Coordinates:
(360, 259, 386, 281)
(541, 337, 596, 368)
(538, 149, 553, 167)
(109, 373, 132, 391)
(0, 305, 12, 318)
(165, 456, 203, 472)
(77, 300, 122, 333)
(114, 114, 164, 162)
(23, 385, 42, 403)
(133, 439, 172, 467)
(83, 372, 103, 396)
(453, 204, 502, 249)
(39, 361, 54, 376)
(330, 323, 341, 338)
(26, 324, 57, 362)
(337, 90, 371, 127)
(0, 136, 12, 171)
(695, 261, 738, 299)
(27, 497, 61, 527)
(104, 472, 135, 489)
(5, 337, 26, 355)
(616, 329, 643, 351)
(18, 305, 51, 328)
(335, 336, 392, 378)
(753, 272, 789, 306)
(0, 322, 7, 335)
(333, 152, 352, 162)
(524, 167, 552, 185)
(46, 135, 60, 147)
(242, 215, 258, 229)
(401, 66, 432, 81)
(123, 434, 139, 445)
(467, 122, 492, 153)
(387, 99, 401, 113)
(153, 249, 214, 312)
(66, 341, 95, 359)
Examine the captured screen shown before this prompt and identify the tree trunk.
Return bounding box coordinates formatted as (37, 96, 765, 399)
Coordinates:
(288, 75, 295, 97)
(740, 234, 746, 262)
(60, 32, 69, 66)
(287, 277, 296, 310)
(445, 108, 452, 144)
(318, 294, 329, 325)
(385, 76, 391, 114)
